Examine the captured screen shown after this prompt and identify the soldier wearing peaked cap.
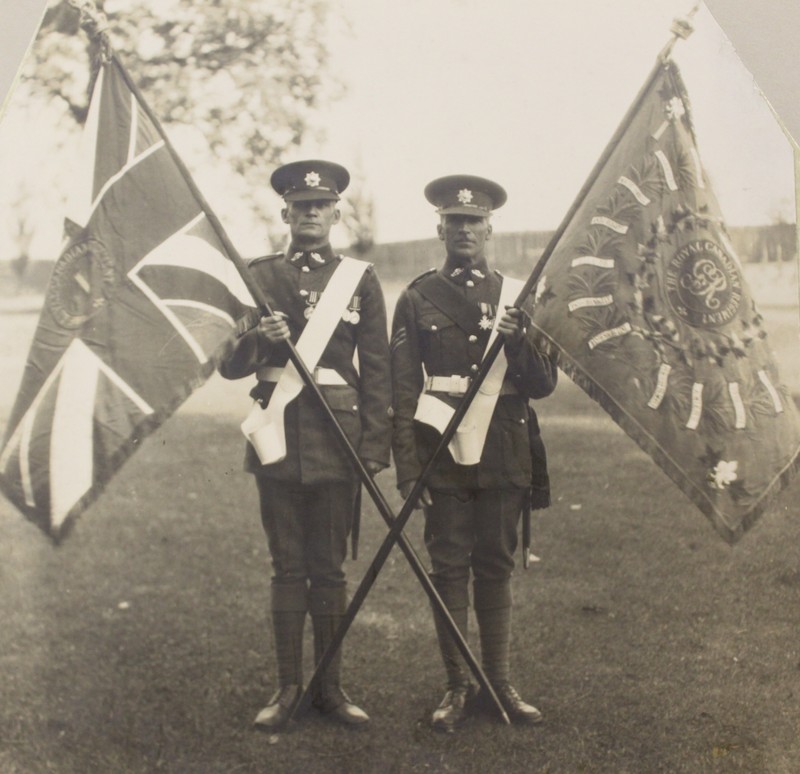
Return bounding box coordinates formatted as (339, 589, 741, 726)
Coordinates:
(219, 160, 392, 729)
(391, 175, 558, 731)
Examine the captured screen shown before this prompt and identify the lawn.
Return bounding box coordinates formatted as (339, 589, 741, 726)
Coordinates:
(1, 296, 799, 773)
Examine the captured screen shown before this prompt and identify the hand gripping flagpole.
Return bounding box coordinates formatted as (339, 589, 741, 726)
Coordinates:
(294, 4, 701, 718)
(68, 0, 509, 723)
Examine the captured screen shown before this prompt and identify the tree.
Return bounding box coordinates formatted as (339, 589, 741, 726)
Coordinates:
(7, 182, 36, 288)
(15, 0, 344, 251)
(340, 169, 376, 256)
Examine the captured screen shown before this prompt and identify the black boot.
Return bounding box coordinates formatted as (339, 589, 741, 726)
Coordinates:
(431, 604, 473, 731)
(432, 604, 470, 689)
(431, 682, 476, 733)
(474, 582, 542, 726)
(254, 585, 306, 729)
(493, 682, 543, 725)
(254, 684, 302, 729)
(254, 610, 306, 728)
(310, 588, 369, 726)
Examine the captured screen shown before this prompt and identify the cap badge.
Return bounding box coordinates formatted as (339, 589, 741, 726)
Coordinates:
(305, 171, 321, 187)
(457, 188, 473, 204)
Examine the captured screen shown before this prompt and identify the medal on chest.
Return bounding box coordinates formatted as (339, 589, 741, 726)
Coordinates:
(302, 289, 320, 319)
(478, 302, 495, 330)
(342, 295, 361, 325)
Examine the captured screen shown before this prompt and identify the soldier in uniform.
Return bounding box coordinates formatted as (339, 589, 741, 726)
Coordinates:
(391, 175, 557, 731)
(220, 160, 392, 729)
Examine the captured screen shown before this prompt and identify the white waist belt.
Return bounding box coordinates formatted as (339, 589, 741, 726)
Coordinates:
(424, 375, 518, 396)
(257, 366, 347, 386)
(413, 274, 524, 465)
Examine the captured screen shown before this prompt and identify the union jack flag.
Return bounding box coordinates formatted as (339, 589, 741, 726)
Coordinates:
(0, 59, 255, 540)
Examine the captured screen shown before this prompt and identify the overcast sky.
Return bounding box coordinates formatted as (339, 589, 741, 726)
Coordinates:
(300, 0, 795, 246)
(0, 0, 795, 257)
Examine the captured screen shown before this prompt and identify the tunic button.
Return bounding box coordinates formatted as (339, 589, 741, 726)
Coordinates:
(299, 289, 309, 296)
(431, 324, 438, 331)
(301, 266, 310, 272)
(466, 280, 475, 287)
(352, 405, 358, 411)
(468, 335, 478, 343)
(470, 364, 479, 373)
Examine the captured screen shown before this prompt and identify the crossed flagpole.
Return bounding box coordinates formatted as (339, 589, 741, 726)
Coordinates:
(69, 0, 698, 726)
(80, 14, 511, 723)
(287, 8, 700, 722)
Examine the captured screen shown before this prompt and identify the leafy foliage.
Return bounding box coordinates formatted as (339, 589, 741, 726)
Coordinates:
(17, 0, 344, 246)
(339, 175, 376, 255)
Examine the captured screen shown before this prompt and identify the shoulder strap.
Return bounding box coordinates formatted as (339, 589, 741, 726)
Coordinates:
(247, 253, 282, 266)
(415, 273, 483, 334)
(410, 267, 437, 286)
(241, 257, 369, 466)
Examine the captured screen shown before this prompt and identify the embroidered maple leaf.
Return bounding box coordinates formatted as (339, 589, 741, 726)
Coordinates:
(707, 458, 739, 490)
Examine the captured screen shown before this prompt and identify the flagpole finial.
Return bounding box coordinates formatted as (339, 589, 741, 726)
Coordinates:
(670, 16, 695, 41)
(67, 0, 112, 62)
(659, 4, 700, 63)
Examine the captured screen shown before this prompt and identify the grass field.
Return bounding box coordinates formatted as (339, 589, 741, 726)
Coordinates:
(1, 295, 800, 773)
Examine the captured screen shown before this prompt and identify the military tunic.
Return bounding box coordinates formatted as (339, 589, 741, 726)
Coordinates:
(221, 244, 392, 481)
(391, 259, 556, 490)
(220, 243, 391, 605)
(390, 258, 557, 610)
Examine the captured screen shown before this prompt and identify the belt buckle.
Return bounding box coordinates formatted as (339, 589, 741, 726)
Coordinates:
(448, 375, 466, 396)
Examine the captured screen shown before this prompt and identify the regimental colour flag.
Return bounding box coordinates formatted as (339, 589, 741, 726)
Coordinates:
(529, 59, 800, 544)
(0, 60, 256, 540)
